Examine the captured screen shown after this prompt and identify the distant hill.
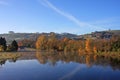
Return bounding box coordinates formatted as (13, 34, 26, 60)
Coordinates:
(0, 33, 40, 44)
(0, 32, 77, 44)
(82, 30, 120, 39)
(107, 30, 120, 35)
(0, 30, 120, 44)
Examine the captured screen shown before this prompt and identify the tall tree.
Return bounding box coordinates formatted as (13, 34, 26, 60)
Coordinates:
(36, 35, 48, 50)
(0, 37, 7, 51)
(11, 40, 18, 51)
(85, 39, 91, 52)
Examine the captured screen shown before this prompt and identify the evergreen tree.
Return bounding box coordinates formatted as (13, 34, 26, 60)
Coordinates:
(11, 40, 18, 51)
(0, 37, 7, 51)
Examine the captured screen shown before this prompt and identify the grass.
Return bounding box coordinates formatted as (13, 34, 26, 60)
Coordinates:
(0, 52, 21, 60)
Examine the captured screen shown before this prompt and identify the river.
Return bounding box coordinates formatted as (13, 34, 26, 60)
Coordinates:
(0, 52, 120, 80)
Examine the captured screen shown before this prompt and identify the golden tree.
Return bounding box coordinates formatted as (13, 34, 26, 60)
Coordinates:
(93, 46, 97, 53)
(36, 35, 47, 50)
(85, 39, 91, 52)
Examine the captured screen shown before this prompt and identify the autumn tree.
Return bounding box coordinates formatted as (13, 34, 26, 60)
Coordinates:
(36, 35, 48, 50)
(0, 45, 4, 51)
(47, 33, 57, 50)
(93, 46, 97, 53)
(56, 40, 64, 51)
(78, 40, 85, 53)
(85, 39, 93, 53)
(110, 35, 120, 52)
(18, 39, 36, 48)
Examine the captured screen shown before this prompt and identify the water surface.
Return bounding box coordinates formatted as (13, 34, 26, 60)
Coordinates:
(0, 52, 120, 80)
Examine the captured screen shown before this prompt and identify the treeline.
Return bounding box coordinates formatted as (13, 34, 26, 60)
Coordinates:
(36, 34, 120, 53)
(18, 39, 36, 48)
(0, 37, 18, 52)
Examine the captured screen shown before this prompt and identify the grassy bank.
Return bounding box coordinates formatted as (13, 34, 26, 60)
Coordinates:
(0, 52, 21, 60)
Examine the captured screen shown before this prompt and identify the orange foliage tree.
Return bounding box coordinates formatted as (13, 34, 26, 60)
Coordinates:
(36, 35, 48, 50)
(85, 39, 92, 52)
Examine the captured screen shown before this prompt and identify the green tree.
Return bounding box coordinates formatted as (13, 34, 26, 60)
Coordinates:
(0, 37, 7, 51)
(11, 40, 18, 51)
(7, 40, 18, 51)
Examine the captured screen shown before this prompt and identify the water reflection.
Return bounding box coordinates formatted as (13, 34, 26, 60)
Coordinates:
(0, 59, 6, 65)
(36, 52, 120, 70)
(0, 52, 120, 70)
(0, 53, 21, 65)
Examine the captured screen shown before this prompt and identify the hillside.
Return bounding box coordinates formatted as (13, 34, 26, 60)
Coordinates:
(78, 30, 120, 40)
(0, 33, 40, 44)
(0, 32, 77, 44)
(0, 30, 120, 44)
(107, 30, 120, 35)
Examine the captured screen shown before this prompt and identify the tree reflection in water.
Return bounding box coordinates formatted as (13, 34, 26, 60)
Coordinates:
(0, 53, 21, 66)
(0, 52, 120, 70)
(0, 59, 6, 65)
(36, 51, 120, 70)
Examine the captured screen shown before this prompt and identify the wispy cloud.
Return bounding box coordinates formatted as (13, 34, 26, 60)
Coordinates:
(38, 0, 105, 31)
(0, 0, 8, 5)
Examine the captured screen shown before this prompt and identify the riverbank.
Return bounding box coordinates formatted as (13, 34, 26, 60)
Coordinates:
(0, 53, 21, 60)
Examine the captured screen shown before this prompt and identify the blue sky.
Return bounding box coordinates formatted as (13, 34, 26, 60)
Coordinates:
(0, 0, 120, 34)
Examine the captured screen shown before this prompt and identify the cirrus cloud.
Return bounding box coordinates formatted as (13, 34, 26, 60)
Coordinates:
(38, 0, 106, 31)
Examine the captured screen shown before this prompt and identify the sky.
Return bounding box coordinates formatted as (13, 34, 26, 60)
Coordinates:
(0, 0, 120, 34)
